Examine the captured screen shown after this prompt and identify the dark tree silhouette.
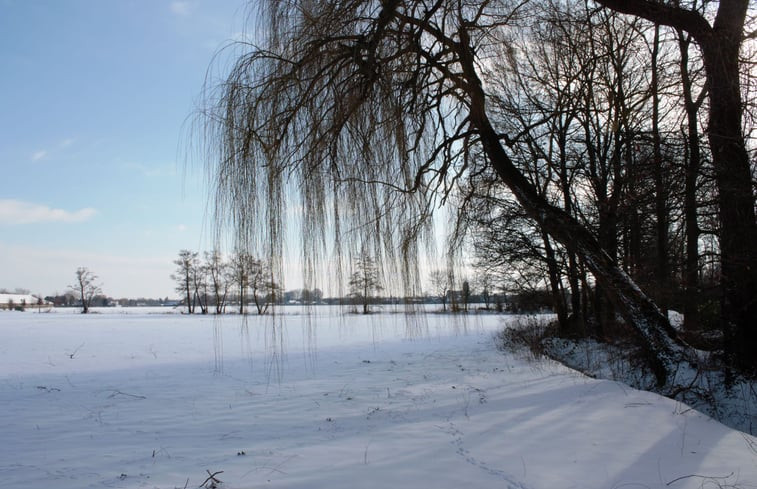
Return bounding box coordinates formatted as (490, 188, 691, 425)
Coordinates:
(249, 257, 279, 315)
(229, 250, 252, 314)
(595, 0, 757, 373)
(429, 269, 451, 312)
(172, 250, 198, 314)
(205, 250, 231, 314)
(70, 267, 102, 314)
(348, 253, 383, 314)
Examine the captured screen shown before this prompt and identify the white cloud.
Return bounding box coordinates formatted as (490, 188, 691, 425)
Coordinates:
(31, 150, 47, 161)
(170, 1, 191, 16)
(0, 199, 97, 225)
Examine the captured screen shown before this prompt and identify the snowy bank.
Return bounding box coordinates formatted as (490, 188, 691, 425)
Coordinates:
(1, 309, 755, 489)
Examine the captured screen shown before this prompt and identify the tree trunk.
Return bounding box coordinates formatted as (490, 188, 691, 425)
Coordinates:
(239, 280, 245, 315)
(677, 30, 702, 332)
(651, 25, 669, 316)
(185, 273, 192, 314)
(80, 284, 89, 314)
(700, 32, 757, 372)
(596, 198, 619, 338)
(557, 117, 584, 333)
(542, 231, 569, 332)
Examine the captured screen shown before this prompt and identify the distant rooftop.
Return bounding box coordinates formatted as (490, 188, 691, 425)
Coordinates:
(0, 293, 52, 306)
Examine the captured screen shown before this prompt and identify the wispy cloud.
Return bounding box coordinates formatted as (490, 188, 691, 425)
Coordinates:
(30, 139, 74, 162)
(170, 1, 192, 16)
(0, 199, 97, 225)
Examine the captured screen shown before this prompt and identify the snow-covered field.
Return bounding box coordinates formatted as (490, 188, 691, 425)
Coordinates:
(1, 307, 755, 489)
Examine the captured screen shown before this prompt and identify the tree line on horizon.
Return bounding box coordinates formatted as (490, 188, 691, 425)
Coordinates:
(170, 249, 553, 315)
(170, 248, 391, 315)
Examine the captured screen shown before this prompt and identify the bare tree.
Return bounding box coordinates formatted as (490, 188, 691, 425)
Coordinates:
(205, 250, 230, 314)
(348, 253, 383, 314)
(70, 267, 102, 314)
(249, 257, 280, 315)
(468, 1, 687, 337)
(476, 272, 494, 311)
(595, 0, 757, 374)
(203, 0, 700, 386)
(429, 269, 451, 312)
(193, 261, 209, 315)
(676, 25, 708, 333)
(229, 250, 251, 314)
(461, 279, 471, 313)
(172, 250, 198, 314)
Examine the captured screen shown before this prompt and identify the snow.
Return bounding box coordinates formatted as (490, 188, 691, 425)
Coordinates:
(0, 293, 47, 306)
(537, 314, 757, 436)
(1, 307, 756, 489)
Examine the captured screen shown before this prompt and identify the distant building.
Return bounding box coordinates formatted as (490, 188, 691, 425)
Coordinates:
(0, 293, 53, 311)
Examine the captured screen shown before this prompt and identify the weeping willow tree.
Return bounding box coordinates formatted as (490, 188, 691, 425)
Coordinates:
(202, 0, 691, 387)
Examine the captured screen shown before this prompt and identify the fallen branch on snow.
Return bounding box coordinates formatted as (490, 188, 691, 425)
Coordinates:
(666, 471, 734, 486)
(107, 390, 147, 400)
(199, 470, 223, 488)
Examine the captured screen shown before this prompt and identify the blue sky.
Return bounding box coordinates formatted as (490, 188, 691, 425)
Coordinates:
(0, 0, 249, 298)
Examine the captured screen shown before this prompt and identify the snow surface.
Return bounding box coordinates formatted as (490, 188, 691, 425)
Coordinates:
(0, 293, 47, 306)
(1, 307, 756, 489)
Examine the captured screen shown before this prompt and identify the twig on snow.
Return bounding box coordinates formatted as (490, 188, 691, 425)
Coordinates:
(200, 470, 223, 488)
(107, 390, 147, 400)
(666, 471, 734, 486)
(68, 343, 85, 359)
